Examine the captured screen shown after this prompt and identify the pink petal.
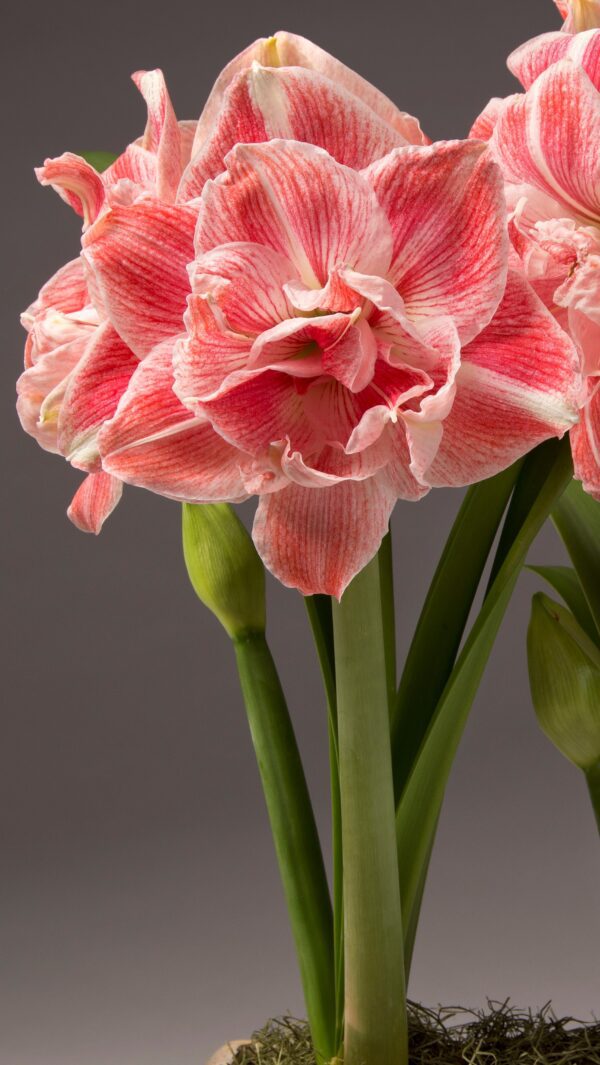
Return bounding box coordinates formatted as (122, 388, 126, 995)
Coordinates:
(191, 31, 426, 162)
(58, 322, 138, 470)
(17, 334, 90, 453)
(195, 139, 393, 289)
(67, 471, 123, 533)
(199, 370, 316, 457)
(82, 201, 196, 358)
(132, 69, 183, 202)
(188, 242, 298, 334)
(364, 140, 508, 344)
(470, 97, 505, 141)
(426, 271, 580, 486)
(177, 294, 256, 405)
(22, 258, 89, 328)
(99, 337, 248, 502)
(492, 62, 600, 223)
(179, 64, 408, 200)
(571, 379, 600, 499)
(251, 472, 398, 598)
(36, 153, 106, 227)
(102, 144, 157, 200)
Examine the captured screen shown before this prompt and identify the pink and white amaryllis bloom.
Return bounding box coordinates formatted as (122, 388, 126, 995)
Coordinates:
(17, 70, 196, 532)
(89, 137, 578, 597)
(478, 28, 600, 498)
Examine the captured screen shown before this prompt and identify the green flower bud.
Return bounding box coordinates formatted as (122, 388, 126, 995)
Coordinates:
(527, 592, 600, 771)
(182, 503, 265, 640)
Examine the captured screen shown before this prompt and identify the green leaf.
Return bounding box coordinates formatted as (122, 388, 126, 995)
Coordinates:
(392, 461, 520, 804)
(79, 150, 118, 173)
(395, 438, 573, 968)
(552, 479, 600, 638)
(528, 592, 600, 771)
(527, 564, 598, 644)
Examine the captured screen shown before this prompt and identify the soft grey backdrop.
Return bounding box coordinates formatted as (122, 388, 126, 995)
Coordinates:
(1, 1, 598, 1062)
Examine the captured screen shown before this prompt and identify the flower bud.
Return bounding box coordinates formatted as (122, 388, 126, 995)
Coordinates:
(182, 503, 265, 640)
(527, 592, 600, 770)
(555, 0, 600, 31)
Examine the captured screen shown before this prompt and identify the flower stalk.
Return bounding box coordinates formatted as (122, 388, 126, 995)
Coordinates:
(332, 556, 408, 1065)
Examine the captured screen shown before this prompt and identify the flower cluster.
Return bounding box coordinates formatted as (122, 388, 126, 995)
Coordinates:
(18, 31, 583, 596)
(473, 1, 600, 500)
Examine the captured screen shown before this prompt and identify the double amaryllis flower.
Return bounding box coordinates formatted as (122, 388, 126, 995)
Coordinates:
(18, 33, 581, 595)
(473, 15, 600, 500)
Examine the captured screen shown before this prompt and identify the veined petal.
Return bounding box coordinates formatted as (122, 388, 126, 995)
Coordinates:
(179, 64, 407, 200)
(364, 140, 508, 344)
(571, 379, 600, 499)
(492, 62, 600, 223)
(58, 321, 138, 470)
(191, 31, 426, 161)
(132, 69, 182, 201)
(67, 471, 123, 533)
(82, 201, 196, 358)
(508, 30, 600, 92)
(427, 271, 580, 487)
(199, 370, 316, 456)
(176, 295, 254, 403)
(251, 471, 398, 597)
(22, 258, 89, 329)
(99, 337, 248, 503)
(36, 153, 105, 227)
(16, 334, 90, 453)
(470, 97, 505, 141)
(188, 242, 297, 334)
(195, 139, 393, 288)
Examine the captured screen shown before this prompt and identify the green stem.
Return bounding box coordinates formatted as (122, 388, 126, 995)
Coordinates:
(234, 632, 336, 1063)
(379, 526, 397, 715)
(332, 558, 407, 1065)
(304, 596, 344, 1054)
(585, 760, 600, 835)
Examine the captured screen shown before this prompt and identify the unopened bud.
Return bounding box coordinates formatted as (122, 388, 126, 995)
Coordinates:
(182, 503, 265, 640)
(528, 592, 600, 770)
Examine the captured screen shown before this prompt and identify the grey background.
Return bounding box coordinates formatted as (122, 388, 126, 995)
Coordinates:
(1, 0, 598, 1062)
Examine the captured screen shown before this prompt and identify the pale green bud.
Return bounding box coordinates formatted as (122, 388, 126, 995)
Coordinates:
(182, 503, 265, 640)
(527, 592, 600, 771)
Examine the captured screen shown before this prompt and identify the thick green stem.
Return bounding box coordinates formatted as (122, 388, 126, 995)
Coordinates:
(234, 633, 336, 1063)
(332, 558, 407, 1065)
(379, 526, 397, 716)
(585, 760, 600, 835)
(304, 596, 345, 1053)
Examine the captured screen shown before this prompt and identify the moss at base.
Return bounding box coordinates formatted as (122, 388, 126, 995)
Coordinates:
(232, 1001, 600, 1064)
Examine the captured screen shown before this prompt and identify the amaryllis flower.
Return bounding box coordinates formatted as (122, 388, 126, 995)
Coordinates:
(88, 137, 578, 596)
(473, 27, 600, 498)
(17, 70, 195, 532)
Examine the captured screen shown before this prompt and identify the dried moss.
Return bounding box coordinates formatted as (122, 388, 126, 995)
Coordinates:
(232, 1001, 600, 1064)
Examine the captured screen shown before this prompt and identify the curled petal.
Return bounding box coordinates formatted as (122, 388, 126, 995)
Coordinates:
(99, 338, 248, 503)
(36, 153, 105, 227)
(252, 471, 399, 597)
(427, 272, 580, 487)
(364, 140, 508, 344)
(508, 30, 600, 90)
(67, 471, 123, 533)
(492, 62, 600, 223)
(189, 242, 297, 334)
(17, 333, 90, 453)
(82, 201, 196, 358)
(195, 139, 393, 288)
(132, 69, 182, 202)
